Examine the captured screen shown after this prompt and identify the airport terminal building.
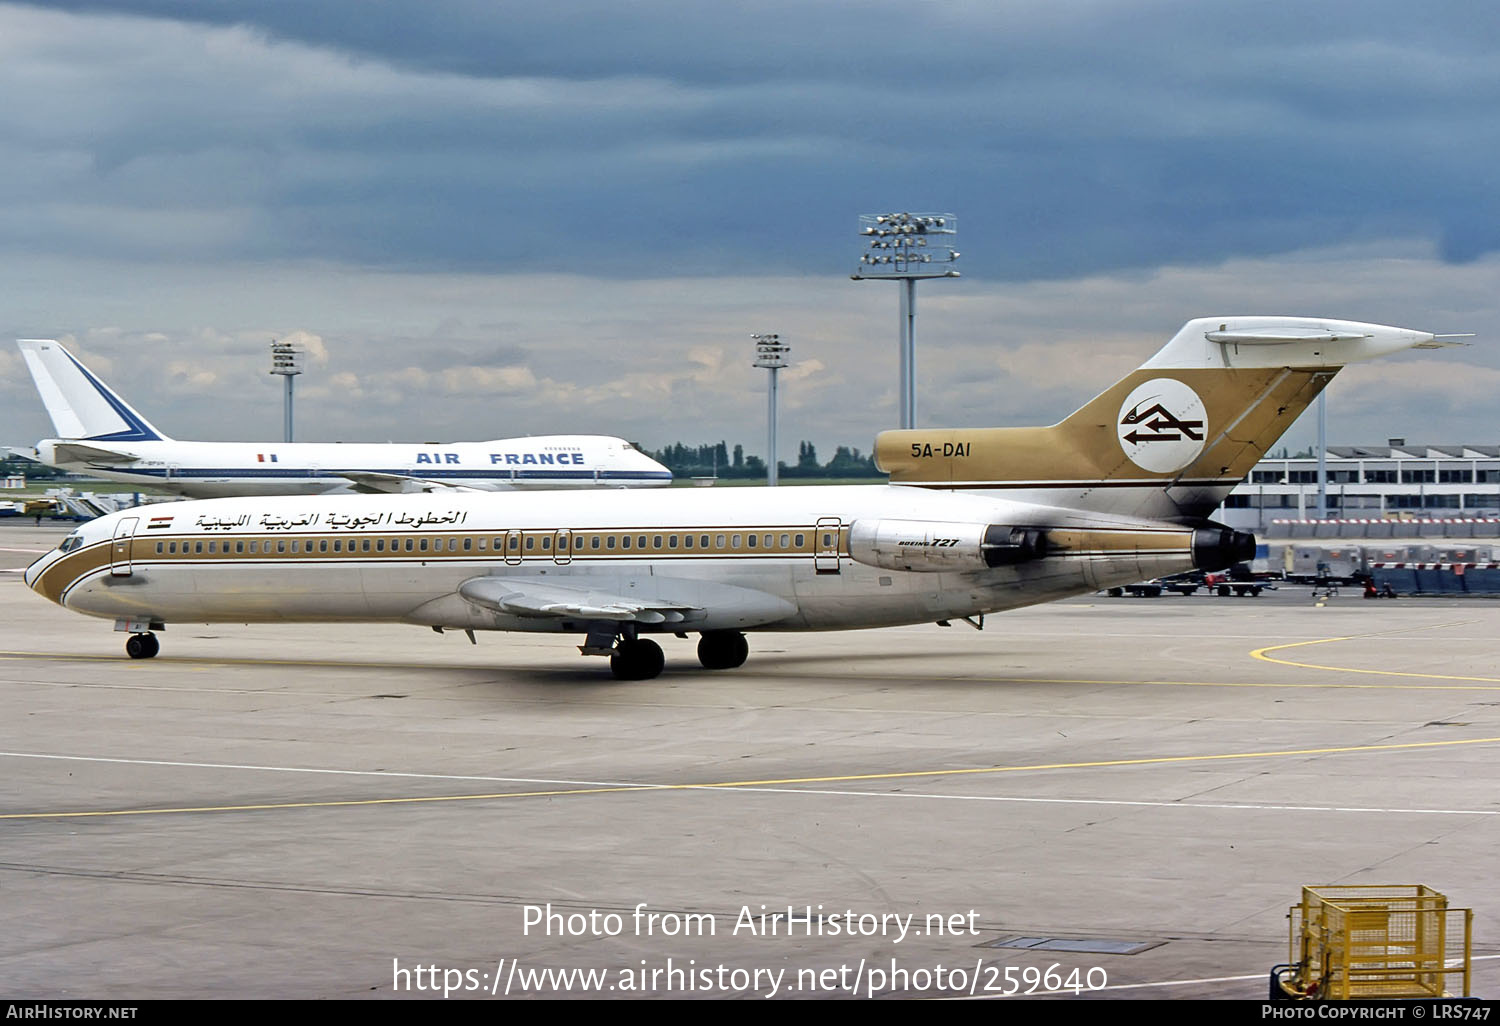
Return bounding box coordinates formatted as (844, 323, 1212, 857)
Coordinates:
(1215, 439, 1500, 533)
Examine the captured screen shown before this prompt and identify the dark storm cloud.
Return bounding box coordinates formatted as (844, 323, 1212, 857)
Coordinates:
(5, 1, 1499, 277)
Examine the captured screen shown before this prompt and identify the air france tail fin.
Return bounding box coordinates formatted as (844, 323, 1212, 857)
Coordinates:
(17, 339, 170, 442)
(875, 317, 1456, 522)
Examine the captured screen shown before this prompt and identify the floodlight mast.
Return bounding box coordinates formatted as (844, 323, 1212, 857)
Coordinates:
(751, 334, 789, 487)
(269, 340, 303, 443)
(851, 212, 959, 429)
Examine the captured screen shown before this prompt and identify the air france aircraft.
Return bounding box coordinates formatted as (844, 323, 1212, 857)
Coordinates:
(26, 317, 1456, 680)
(12, 339, 672, 496)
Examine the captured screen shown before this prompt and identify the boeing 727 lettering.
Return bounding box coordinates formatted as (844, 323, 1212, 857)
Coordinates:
(24, 317, 1458, 679)
(12, 339, 672, 496)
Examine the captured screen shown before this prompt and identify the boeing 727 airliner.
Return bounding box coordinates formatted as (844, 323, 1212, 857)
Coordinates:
(12, 339, 672, 496)
(25, 317, 1459, 679)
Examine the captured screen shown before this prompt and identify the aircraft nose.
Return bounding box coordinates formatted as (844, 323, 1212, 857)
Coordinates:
(23, 549, 58, 592)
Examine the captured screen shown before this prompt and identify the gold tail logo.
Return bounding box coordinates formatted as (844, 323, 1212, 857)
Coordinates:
(872, 317, 1451, 520)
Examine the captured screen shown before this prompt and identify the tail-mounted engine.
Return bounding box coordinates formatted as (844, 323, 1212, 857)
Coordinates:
(1190, 525, 1257, 571)
(848, 519, 1047, 573)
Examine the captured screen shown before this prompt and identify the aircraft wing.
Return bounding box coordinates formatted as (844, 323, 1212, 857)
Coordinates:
(457, 574, 798, 627)
(50, 442, 141, 465)
(335, 471, 491, 495)
(459, 576, 699, 623)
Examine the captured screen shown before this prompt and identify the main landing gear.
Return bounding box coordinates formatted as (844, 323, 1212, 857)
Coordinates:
(696, 630, 748, 670)
(125, 632, 160, 659)
(595, 626, 751, 680)
(610, 638, 665, 681)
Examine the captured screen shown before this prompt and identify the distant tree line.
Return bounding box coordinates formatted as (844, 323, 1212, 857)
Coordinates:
(0, 454, 65, 480)
(644, 440, 884, 479)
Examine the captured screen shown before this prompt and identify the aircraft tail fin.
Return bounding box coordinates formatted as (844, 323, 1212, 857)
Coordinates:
(875, 317, 1450, 522)
(17, 339, 171, 442)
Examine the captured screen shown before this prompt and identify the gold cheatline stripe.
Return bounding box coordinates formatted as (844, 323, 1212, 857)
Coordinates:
(34, 526, 851, 598)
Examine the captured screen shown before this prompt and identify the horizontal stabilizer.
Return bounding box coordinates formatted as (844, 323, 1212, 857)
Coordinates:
(1417, 333, 1476, 349)
(51, 442, 141, 465)
(1204, 328, 1373, 344)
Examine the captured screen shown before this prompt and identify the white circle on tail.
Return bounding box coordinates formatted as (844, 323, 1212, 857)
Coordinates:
(1117, 378, 1207, 473)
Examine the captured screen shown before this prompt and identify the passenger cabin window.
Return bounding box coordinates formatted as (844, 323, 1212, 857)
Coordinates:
(156, 542, 164, 554)
(622, 536, 631, 549)
(237, 541, 245, 553)
(747, 535, 757, 548)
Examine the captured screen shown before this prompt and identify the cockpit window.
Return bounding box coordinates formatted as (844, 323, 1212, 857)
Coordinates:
(57, 533, 84, 553)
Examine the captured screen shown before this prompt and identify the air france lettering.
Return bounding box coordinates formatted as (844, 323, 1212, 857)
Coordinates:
(909, 442, 972, 459)
(488, 452, 586, 466)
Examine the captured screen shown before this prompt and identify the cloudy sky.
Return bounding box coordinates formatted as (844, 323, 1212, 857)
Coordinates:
(2, 1, 1497, 463)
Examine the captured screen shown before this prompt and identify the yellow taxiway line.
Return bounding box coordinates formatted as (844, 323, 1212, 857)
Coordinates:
(5, 735, 1498, 821)
(1250, 620, 1500, 683)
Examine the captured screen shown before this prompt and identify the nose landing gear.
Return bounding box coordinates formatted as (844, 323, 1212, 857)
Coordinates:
(125, 632, 159, 659)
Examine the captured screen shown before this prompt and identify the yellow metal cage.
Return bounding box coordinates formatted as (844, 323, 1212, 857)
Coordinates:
(1278, 885, 1472, 1000)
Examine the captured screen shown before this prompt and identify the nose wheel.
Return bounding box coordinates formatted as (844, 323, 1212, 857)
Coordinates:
(125, 632, 160, 659)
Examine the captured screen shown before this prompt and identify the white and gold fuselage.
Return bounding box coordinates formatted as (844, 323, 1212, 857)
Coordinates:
(25, 486, 1216, 634)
